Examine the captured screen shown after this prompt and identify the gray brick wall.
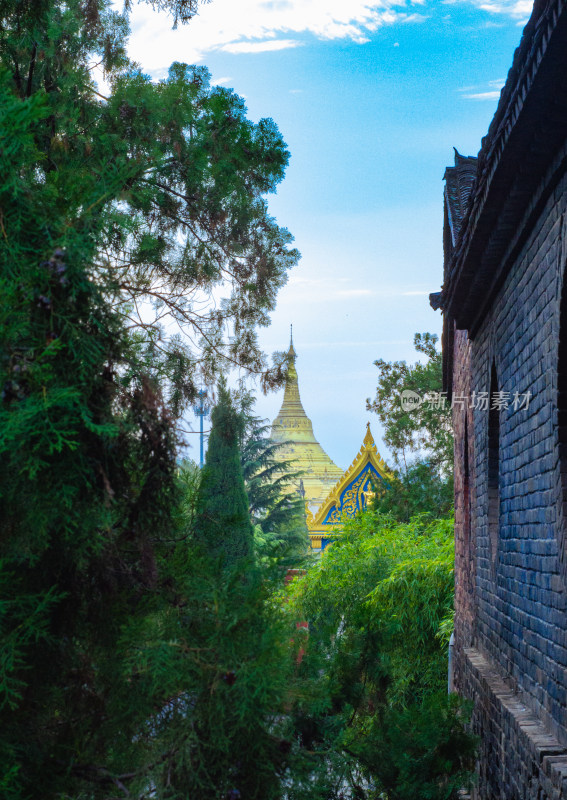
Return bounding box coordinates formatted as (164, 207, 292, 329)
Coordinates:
(453, 169, 567, 799)
(453, 328, 476, 650)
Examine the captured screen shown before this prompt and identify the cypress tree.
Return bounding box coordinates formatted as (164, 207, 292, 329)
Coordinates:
(0, 212, 180, 796)
(238, 395, 310, 562)
(194, 381, 254, 564)
(0, 0, 299, 407)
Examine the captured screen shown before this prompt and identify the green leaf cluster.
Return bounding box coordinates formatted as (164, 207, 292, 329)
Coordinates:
(287, 512, 477, 799)
(368, 333, 452, 472)
(368, 333, 453, 520)
(0, 249, 181, 795)
(0, 0, 300, 405)
(117, 548, 297, 800)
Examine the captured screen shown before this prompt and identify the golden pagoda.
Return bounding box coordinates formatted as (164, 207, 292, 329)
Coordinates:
(271, 333, 344, 515)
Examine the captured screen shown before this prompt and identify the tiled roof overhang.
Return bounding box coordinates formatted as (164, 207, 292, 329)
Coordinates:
(444, 152, 478, 248)
(443, 0, 567, 336)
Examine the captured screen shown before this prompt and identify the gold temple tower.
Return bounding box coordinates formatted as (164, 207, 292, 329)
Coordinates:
(271, 336, 343, 515)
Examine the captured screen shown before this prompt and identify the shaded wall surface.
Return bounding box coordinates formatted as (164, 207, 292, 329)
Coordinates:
(438, 3, 567, 796)
(452, 174, 567, 799)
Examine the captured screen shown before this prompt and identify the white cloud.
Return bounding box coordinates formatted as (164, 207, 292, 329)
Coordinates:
(401, 12, 429, 21)
(463, 89, 501, 99)
(460, 76, 505, 100)
(477, 0, 532, 18)
(210, 75, 233, 85)
(288, 277, 329, 286)
(221, 38, 302, 53)
(450, 0, 532, 19)
(127, 1, 431, 69)
(125, 1, 533, 73)
(442, 0, 532, 20)
(281, 277, 432, 304)
(336, 288, 375, 297)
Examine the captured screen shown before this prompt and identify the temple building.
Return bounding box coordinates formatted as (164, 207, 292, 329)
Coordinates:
(271, 335, 389, 551)
(306, 424, 389, 550)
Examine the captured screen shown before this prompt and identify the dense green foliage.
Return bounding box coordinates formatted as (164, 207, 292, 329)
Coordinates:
(120, 547, 297, 800)
(374, 460, 454, 521)
(238, 394, 310, 564)
(0, 0, 299, 399)
(368, 333, 452, 471)
(0, 0, 299, 796)
(288, 512, 476, 800)
(194, 382, 254, 564)
(0, 73, 183, 795)
(131, 390, 305, 799)
(368, 333, 453, 519)
(0, 3, 473, 797)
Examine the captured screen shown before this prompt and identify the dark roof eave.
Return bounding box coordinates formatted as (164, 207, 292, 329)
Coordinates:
(443, 0, 567, 334)
(429, 291, 443, 311)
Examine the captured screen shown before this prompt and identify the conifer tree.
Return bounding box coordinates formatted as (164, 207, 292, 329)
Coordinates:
(238, 396, 310, 562)
(0, 102, 180, 794)
(0, 0, 299, 404)
(193, 381, 254, 564)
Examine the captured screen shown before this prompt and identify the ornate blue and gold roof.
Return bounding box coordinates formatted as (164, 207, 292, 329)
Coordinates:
(306, 423, 390, 551)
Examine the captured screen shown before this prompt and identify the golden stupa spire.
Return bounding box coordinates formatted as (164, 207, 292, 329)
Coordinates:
(276, 326, 308, 426)
(271, 331, 344, 511)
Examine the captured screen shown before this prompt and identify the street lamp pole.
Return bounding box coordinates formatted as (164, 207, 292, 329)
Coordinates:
(193, 389, 210, 468)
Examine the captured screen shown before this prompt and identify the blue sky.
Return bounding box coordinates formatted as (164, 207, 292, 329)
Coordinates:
(127, 0, 533, 469)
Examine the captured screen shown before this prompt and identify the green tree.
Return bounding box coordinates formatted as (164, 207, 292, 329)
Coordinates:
(237, 393, 310, 564)
(287, 511, 476, 800)
(0, 1, 299, 795)
(0, 0, 299, 404)
(0, 239, 180, 795)
(372, 460, 454, 522)
(175, 456, 201, 516)
(368, 333, 453, 520)
(131, 395, 302, 799)
(193, 381, 254, 564)
(120, 545, 297, 800)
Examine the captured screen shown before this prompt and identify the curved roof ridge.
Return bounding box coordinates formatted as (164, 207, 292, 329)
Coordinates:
(310, 423, 390, 528)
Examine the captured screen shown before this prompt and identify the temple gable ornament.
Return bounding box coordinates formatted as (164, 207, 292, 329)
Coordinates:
(307, 423, 390, 551)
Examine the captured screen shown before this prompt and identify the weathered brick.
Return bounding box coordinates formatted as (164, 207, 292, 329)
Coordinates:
(439, 5, 567, 796)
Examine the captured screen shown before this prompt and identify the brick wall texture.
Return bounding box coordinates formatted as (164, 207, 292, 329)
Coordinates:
(453, 172, 567, 799)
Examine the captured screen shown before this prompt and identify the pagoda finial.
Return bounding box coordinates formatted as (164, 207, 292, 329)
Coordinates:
(287, 324, 297, 359)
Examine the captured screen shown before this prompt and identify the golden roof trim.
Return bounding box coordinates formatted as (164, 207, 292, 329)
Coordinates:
(309, 423, 391, 530)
